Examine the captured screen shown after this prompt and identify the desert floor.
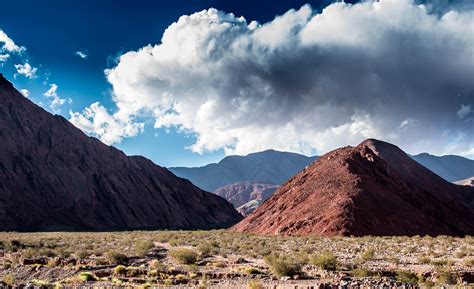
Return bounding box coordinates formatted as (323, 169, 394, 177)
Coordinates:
(0, 230, 472, 288)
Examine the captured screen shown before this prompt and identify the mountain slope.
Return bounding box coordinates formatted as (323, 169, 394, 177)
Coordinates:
(411, 153, 474, 182)
(0, 74, 242, 231)
(214, 181, 278, 215)
(232, 139, 474, 236)
(169, 151, 316, 192)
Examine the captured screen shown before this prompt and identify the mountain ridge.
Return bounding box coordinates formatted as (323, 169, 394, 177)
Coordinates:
(232, 139, 474, 236)
(0, 74, 242, 231)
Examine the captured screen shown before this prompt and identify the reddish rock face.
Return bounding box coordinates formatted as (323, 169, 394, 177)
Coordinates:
(232, 139, 474, 236)
(0, 74, 242, 231)
(214, 181, 279, 208)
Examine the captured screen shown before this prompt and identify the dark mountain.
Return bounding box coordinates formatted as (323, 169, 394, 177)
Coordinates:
(232, 139, 474, 236)
(169, 150, 317, 192)
(411, 153, 474, 182)
(0, 74, 242, 231)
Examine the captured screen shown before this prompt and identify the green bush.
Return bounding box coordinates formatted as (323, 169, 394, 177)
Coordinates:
(396, 270, 418, 283)
(114, 265, 127, 275)
(264, 254, 302, 278)
(169, 248, 198, 264)
(135, 240, 154, 257)
(78, 272, 97, 282)
(310, 251, 337, 271)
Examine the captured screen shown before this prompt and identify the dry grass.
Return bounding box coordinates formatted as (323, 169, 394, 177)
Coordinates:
(0, 231, 472, 287)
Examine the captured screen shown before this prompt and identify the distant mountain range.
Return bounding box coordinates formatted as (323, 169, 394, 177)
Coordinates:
(411, 153, 474, 182)
(169, 150, 317, 192)
(232, 139, 474, 236)
(0, 74, 241, 231)
(170, 144, 474, 216)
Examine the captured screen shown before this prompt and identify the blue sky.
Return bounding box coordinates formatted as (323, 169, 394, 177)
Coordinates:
(0, 0, 350, 167)
(1, 0, 473, 167)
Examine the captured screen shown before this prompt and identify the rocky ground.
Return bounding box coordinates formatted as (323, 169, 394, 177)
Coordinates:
(0, 231, 472, 288)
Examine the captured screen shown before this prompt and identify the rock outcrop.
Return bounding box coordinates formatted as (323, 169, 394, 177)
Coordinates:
(232, 139, 474, 236)
(0, 74, 242, 231)
(214, 181, 278, 215)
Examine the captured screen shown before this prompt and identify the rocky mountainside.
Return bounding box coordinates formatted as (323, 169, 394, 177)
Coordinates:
(411, 153, 474, 182)
(232, 139, 474, 236)
(169, 150, 316, 192)
(214, 181, 278, 215)
(0, 74, 242, 231)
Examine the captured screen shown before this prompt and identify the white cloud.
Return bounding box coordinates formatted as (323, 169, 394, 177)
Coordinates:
(457, 104, 472, 119)
(43, 84, 69, 113)
(72, 0, 474, 158)
(0, 30, 25, 53)
(19, 89, 29, 97)
(14, 63, 37, 79)
(69, 102, 144, 145)
(0, 54, 10, 63)
(75, 51, 88, 59)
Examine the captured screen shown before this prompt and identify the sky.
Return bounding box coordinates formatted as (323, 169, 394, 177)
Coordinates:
(0, 0, 473, 167)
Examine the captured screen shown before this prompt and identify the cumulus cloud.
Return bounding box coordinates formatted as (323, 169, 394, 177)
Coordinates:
(75, 51, 88, 59)
(72, 0, 474, 157)
(69, 103, 144, 145)
(43, 84, 69, 113)
(0, 30, 25, 53)
(19, 89, 29, 97)
(14, 63, 37, 79)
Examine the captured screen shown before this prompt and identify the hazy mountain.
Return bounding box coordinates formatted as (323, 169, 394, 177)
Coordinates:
(233, 139, 474, 236)
(169, 150, 317, 192)
(0, 74, 241, 231)
(411, 153, 474, 182)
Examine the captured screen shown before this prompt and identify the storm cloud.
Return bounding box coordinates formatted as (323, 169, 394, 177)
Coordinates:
(71, 0, 474, 157)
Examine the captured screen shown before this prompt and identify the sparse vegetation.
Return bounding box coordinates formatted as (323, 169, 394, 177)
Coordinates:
(0, 231, 470, 287)
(264, 254, 302, 278)
(169, 248, 198, 264)
(310, 250, 337, 271)
(135, 240, 154, 257)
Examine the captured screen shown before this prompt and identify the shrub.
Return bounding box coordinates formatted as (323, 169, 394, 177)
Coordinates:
(243, 267, 262, 275)
(417, 256, 431, 264)
(78, 272, 97, 282)
(169, 248, 198, 265)
(2, 274, 15, 286)
(396, 270, 418, 283)
(77, 250, 89, 259)
(114, 265, 127, 275)
(437, 270, 456, 285)
(264, 254, 302, 278)
(351, 267, 372, 277)
(197, 242, 214, 255)
(431, 259, 448, 266)
(135, 240, 154, 257)
(310, 251, 337, 271)
(247, 280, 264, 289)
(107, 251, 128, 265)
(361, 248, 375, 261)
